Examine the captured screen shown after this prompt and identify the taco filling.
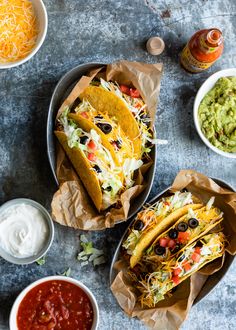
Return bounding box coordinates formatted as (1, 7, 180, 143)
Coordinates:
(138, 232, 225, 307)
(143, 197, 223, 266)
(72, 99, 135, 165)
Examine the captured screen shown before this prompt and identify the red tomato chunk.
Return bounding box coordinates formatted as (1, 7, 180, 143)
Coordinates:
(17, 280, 94, 330)
(159, 237, 169, 247)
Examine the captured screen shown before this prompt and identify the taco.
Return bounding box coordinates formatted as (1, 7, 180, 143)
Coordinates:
(122, 192, 203, 268)
(137, 232, 225, 307)
(80, 79, 154, 158)
(142, 197, 223, 267)
(55, 108, 143, 211)
(55, 109, 123, 211)
(69, 99, 134, 166)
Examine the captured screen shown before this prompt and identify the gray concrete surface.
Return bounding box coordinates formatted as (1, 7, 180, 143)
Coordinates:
(0, 0, 236, 329)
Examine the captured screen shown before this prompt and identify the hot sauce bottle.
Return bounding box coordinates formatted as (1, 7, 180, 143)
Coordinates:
(180, 28, 224, 73)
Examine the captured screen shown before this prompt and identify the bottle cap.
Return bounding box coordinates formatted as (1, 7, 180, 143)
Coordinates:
(146, 37, 165, 56)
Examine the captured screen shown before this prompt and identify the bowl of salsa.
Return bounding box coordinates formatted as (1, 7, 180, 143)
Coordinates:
(9, 276, 99, 330)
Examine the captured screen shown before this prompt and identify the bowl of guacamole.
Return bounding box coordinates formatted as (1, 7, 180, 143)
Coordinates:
(194, 69, 236, 158)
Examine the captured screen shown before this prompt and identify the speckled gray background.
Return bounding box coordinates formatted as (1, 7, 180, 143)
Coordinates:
(0, 0, 236, 329)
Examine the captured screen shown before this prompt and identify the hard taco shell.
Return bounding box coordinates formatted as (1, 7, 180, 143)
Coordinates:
(54, 130, 103, 211)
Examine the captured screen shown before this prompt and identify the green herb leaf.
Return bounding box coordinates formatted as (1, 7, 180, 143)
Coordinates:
(36, 255, 46, 266)
(60, 268, 71, 277)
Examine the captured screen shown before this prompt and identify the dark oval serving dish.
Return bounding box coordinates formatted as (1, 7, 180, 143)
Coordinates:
(109, 177, 235, 305)
(47, 62, 157, 221)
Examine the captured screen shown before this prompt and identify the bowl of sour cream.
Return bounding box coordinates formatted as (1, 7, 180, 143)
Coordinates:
(0, 199, 54, 265)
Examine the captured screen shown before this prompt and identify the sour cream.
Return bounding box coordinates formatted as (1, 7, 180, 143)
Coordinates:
(0, 203, 48, 258)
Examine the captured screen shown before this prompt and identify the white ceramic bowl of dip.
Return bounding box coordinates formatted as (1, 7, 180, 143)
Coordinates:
(0, 198, 54, 264)
(0, 0, 48, 69)
(193, 68, 236, 159)
(9, 276, 99, 330)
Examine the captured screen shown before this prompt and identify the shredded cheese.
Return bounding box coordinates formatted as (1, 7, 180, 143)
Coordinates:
(0, 0, 38, 63)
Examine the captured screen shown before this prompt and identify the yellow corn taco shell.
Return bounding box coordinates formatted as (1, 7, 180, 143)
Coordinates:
(55, 130, 103, 211)
(144, 206, 223, 264)
(130, 203, 203, 268)
(80, 86, 142, 158)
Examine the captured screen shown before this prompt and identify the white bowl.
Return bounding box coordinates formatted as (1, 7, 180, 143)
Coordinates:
(0, 0, 48, 69)
(193, 68, 236, 159)
(9, 276, 99, 330)
(0, 198, 54, 265)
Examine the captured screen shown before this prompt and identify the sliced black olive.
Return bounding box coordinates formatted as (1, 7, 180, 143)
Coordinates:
(195, 240, 203, 247)
(170, 286, 177, 293)
(140, 112, 149, 120)
(154, 245, 166, 256)
(93, 165, 102, 173)
(172, 243, 181, 254)
(177, 222, 188, 232)
(168, 228, 178, 239)
(80, 136, 89, 144)
(115, 139, 122, 149)
(96, 123, 112, 134)
(134, 220, 144, 231)
(181, 188, 188, 193)
(178, 254, 185, 262)
(105, 186, 112, 191)
(188, 218, 199, 228)
(95, 115, 103, 119)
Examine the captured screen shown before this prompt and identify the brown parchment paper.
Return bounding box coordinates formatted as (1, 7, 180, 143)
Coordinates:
(51, 61, 163, 230)
(111, 170, 236, 329)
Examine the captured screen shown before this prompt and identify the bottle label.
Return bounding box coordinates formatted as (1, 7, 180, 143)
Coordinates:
(180, 45, 214, 73)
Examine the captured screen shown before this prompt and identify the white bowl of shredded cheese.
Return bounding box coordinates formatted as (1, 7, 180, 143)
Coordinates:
(0, 0, 48, 69)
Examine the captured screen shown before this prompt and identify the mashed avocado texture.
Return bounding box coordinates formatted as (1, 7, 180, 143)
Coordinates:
(198, 77, 236, 153)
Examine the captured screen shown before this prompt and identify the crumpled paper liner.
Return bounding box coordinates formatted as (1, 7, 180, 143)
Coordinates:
(51, 61, 163, 230)
(111, 170, 236, 329)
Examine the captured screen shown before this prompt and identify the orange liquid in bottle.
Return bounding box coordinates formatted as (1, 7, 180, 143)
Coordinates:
(180, 28, 224, 73)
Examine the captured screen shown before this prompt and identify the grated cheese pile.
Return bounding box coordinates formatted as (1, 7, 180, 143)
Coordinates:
(0, 0, 38, 63)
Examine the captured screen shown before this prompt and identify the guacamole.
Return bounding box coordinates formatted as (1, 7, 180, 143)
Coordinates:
(198, 76, 236, 153)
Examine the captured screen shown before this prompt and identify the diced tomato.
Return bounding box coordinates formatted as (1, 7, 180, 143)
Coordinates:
(120, 84, 130, 95)
(178, 231, 190, 243)
(130, 88, 141, 98)
(87, 153, 96, 161)
(164, 201, 170, 206)
(159, 237, 170, 248)
(80, 111, 89, 119)
(172, 275, 180, 285)
(191, 252, 201, 263)
(87, 140, 97, 151)
(194, 246, 201, 254)
(167, 239, 176, 249)
(183, 261, 192, 272)
(173, 267, 181, 276)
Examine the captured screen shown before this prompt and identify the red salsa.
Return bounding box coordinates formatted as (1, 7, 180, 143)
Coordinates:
(17, 280, 94, 330)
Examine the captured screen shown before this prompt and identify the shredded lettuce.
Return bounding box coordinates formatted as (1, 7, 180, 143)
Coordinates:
(36, 255, 46, 266)
(77, 235, 106, 267)
(206, 196, 215, 210)
(59, 268, 71, 277)
(122, 230, 141, 254)
(123, 158, 143, 187)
